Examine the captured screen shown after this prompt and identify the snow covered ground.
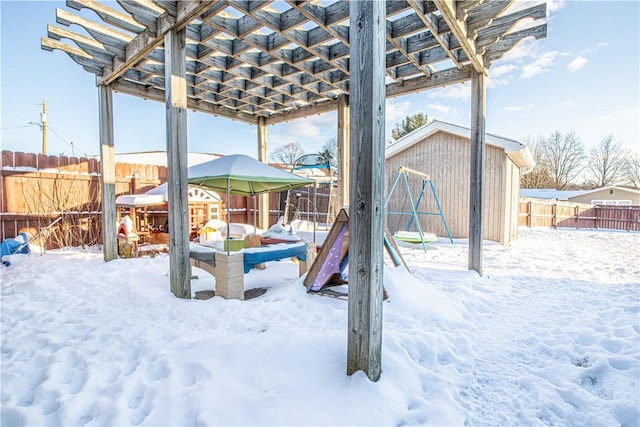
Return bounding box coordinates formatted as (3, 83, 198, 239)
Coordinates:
(1, 227, 638, 426)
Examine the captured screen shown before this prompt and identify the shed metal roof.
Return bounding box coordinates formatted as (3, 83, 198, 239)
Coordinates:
(42, 0, 547, 125)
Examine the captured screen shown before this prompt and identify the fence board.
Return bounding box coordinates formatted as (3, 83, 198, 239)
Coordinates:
(520, 198, 639, 232)
(2, 151, 14, 168)
(1, 150, 330, 246)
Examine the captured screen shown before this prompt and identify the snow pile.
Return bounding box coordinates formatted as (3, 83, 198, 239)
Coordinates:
(1, 228, 638, 426)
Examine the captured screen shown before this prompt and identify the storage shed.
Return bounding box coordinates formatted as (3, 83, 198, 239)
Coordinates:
(385, 120, 534, 246)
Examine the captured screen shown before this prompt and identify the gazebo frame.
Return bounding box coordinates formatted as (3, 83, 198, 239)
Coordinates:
(42, 0, 547, 381)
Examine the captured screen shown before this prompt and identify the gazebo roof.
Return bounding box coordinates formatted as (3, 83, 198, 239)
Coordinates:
(41, 0, 547, 125)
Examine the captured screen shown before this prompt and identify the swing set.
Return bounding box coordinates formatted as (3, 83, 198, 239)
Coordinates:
(385, 166, 453, 251)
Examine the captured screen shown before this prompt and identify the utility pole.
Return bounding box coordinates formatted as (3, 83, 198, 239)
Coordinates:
(41, 99, 47, 155)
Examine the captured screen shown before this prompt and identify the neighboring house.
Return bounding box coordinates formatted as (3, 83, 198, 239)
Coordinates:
(568, 186, 640, 205)
(520, 186, 640, 205)
(385, 120, 535, 246)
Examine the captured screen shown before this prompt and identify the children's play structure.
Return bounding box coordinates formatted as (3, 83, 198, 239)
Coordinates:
(283, 153, 338, 227)
(303, 208, 408, 297)
(385, 166, 453, 251)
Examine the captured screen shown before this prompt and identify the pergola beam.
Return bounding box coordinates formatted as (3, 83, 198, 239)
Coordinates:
(67, 0, 145, 34)
(407, 0, 460, 69)
(434, 0, 487, 74)
(99, 1, 220, 86)
(110, 79, 258, 124)
(44, 0, 546, 122)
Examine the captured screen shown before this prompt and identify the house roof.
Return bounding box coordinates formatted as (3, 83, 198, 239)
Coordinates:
(520, 186, 640, 201)
(385, 120, 535, 170)
(109, 151, 221, 167)
(520, 189, 586, 201)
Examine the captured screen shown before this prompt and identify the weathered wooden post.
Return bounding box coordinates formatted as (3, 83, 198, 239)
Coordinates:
(337, 94, 350, 212)
(98, 85, 117, 261)
(469, 70, 486, 275)
(347, 0, 386, 382)
(257, 116, 269, 230)
(165, 28, 191, 298)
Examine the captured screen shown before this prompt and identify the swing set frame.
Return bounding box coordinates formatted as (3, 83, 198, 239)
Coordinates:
(384, 166, 453, 251)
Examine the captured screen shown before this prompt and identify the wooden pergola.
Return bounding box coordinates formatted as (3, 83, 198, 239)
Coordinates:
(42, 0, 546, 381)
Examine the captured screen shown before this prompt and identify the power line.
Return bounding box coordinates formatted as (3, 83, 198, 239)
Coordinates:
(47, 125, 89, 157)
(1, 124, 39, 130)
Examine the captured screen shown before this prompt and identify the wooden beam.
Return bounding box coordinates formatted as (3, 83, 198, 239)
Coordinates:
(467, 0, 514, 35)
(66, 0, 146, 34)
(165, 28, 191, 299)
(347, 0, 385, 382)
(337, 94, 349, 211)
(47, 24, 114, 67)
(434, 0, 486, 74)
(407, 0, 459, 70)
(477, 4, 546, 50)
(109, 79, 257, 124)
(483, 24, 547, 65)
(98, 85, 117, 261)
(56, 8, 131, 55)
(257, 116, 269, 230)
(386, 64, 473, 98)
(99, 1, 217, 86)
(469, 70, 485, 274)
(41, 37, 104, 75)
(264, 98, 339, 125)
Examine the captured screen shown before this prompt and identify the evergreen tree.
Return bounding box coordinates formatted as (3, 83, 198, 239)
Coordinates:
(391, 112, 429, 140)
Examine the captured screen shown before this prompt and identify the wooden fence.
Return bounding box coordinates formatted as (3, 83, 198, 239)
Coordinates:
(519, 199, 640, 232)
(1, 150, 333, 248)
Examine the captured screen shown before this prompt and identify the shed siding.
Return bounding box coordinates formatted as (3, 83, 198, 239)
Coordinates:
(385, 131, 508, 243)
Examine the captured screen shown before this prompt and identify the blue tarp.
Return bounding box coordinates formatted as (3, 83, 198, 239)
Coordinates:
(1, 232, 30, 259)
(243, 242, 307, 274)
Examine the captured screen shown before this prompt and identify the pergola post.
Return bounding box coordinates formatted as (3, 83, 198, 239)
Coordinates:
(98, 84, 117, 261)
(337, 94, 350, 211)
(257, 116, 270, 229)
(469, 70, 486, 274)
(165, 28, 191, 298)
(347, 0, 386, 382)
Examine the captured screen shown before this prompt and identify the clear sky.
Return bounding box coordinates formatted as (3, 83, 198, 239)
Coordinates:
(1, 1, 638, 159)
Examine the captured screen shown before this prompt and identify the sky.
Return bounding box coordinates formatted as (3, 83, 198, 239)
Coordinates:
(1, 226, 639, 425)
(1, 1, 639, 160)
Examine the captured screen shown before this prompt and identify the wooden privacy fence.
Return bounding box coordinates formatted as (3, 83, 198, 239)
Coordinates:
(1, 150, 334, 248)
(519, 199, 640, 232)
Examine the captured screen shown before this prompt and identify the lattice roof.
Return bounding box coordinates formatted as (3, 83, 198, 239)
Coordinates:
(42, 0, 547, 125)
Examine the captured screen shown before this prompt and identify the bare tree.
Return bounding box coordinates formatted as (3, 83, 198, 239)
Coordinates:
(520, 136, 555, 188)
(21, 173, 102, 249)
(269, 142, 305, 165)
(538, 131, 586, 189)
(391, 112, 429, 140)
(586, 135, 629, 187)
(623, 153, 640, 188)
